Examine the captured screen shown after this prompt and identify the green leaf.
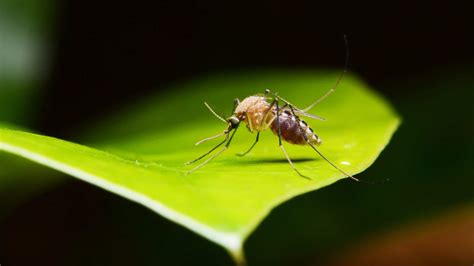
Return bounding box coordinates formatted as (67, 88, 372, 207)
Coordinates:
(0, 70, 399, 262)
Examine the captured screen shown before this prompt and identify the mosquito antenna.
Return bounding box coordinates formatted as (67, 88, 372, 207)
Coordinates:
(302, 34, 350, 112)
(204, 102, 227, 123)
(195, 131, 227, 145)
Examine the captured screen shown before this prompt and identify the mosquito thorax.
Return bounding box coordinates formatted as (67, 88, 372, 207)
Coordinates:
(233, 95, 272, 132)
(234, 96, 269, 116)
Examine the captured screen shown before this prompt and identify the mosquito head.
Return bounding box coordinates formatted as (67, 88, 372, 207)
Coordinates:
(226, 116, 240, 129)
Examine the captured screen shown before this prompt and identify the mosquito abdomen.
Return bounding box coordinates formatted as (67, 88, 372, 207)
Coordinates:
(270, 111, 321, 146)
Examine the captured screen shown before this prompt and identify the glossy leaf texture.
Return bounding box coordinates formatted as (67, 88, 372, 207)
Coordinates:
(0, 70, 400, 262)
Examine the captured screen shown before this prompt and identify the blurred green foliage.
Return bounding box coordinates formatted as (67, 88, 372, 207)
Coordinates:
(0, 0, 62, 217)
(0, 0, 53, 125)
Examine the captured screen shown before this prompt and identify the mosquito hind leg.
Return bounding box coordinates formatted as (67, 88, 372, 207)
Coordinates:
(279, 145, 310, 180)
(288, 106, 359, 182)
(275, 100, 311, 180)
(265, 89, 299, 110)
(237, 132, 259, 157)
(302, 35, 350, 112)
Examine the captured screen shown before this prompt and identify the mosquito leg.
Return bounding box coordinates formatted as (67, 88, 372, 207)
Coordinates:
(301, 88, 336, 113)
(262, 99, 277, 129)
(195, 131, 228, 146)
(187, 125, 239, 174)
(237, 132, 259, 156)
(288, 106, 359, 182)
(245, 111, 254, 132)
(265, 89, 299, 110)
(269, 37, 351, 113)
(306, 141, 359, 182)
(275, 100, 311, 180)
(232, 98, 240, 113)
(185, 133, 229, 165)
(264, 90, 326, 121)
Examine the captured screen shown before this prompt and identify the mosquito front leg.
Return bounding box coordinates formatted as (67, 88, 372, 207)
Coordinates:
(186, 125, 239, 174)
(237, 132, 259, 157)
(185, 132, 229, 165)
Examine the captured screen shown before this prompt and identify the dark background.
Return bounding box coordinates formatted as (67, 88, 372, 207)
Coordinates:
(2, 1, 473, 266)
(40, 1, 473, 137)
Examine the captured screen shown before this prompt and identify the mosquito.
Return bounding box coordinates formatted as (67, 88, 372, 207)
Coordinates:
(185, 37, 360, 181)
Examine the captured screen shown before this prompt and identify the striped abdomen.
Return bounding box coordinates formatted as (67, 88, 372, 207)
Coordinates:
(270, 110, 322, 146)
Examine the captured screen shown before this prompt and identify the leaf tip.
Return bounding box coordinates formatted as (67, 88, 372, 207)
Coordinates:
(223, 237, 246, 266)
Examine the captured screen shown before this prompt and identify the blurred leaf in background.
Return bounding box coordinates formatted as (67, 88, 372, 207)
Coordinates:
(0, 0, 54, 125)
(0, 0, 64, 216)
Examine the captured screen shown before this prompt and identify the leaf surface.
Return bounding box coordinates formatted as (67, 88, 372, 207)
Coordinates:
(0, 71, 400, 261)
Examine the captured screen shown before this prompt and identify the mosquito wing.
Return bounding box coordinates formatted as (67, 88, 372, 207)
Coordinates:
(294, 109, 326, 121)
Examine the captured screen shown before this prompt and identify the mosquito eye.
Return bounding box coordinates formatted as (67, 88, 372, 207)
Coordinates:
(228, 117, 239, 126)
